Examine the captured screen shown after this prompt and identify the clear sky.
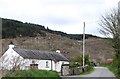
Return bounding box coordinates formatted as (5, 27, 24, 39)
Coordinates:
(0, 0, 120, 37)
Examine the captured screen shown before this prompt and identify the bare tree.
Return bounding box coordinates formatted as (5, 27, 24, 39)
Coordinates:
(99, 9, 120, 37)
(0, 55, 26, 72)
(9, 56, 25, 72)
(0, 55, 8, 72)
(99, 8, 120, 77)
(0, 54, 8, 77)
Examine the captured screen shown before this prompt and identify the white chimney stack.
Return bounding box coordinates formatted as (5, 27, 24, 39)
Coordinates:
(9, 42, 15, 49)
(56, 50, 61, 54)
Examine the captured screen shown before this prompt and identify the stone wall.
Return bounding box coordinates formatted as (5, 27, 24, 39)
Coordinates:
(61, 65, 89, 76)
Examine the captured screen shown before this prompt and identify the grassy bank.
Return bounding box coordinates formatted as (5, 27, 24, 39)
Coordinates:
(2, 69, 60, 79)
(80, 66, 94, 75)
(100, 62, 119, 79)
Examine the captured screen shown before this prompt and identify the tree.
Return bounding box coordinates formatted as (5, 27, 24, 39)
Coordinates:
(70, 53, 90, 67)
(0, 55, 26, 72)
(99, 8, 120, 78)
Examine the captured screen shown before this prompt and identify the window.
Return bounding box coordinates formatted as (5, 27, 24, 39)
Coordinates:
(32, 60, 35, 64)
(25, 66, 30, 70)
(30, 64, 38, 69)
(46, 61, 49, 68)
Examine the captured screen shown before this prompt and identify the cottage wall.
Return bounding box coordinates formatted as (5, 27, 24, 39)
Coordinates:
(21, 59, 62, 72)
(55, 61, 62, 72)
(0, 48, 24, 70)
(38, 60, 54, 71)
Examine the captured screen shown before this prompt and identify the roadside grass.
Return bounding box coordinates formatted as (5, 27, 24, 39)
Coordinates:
(80, 66, 94, 75)
(99, 62, 116, 73)
(107, 64, 120, 79)
(100, 62, 119, 78)
(2, 69, 60, 79)
(99, 62, 111, 67)
(108, 65, 118, 77)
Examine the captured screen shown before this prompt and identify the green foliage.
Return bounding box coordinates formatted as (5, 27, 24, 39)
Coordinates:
(99, 8, 120, 78)
(2, 18, 100, 40)
(112, 34, 120, 79)
(70, 53, 90, 68)
(109, 64, 118, 78)
(99, 62, 111, 67)
(2, 18, 46, 38)
(100, 61, 120, 79)
(3, 69, 60, 79)
(80, 66, 94, 75)
(112, 55, 120, 79)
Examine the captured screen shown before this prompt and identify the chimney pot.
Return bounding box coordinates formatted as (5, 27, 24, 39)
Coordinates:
(9, 42, 15, 49)
(56, 50, 61, 54)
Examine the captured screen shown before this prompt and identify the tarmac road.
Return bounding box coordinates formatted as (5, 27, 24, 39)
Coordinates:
(79, 67, 115, 77)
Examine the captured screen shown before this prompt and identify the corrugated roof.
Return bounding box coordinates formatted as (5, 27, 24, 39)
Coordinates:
(13, 48, 68, 61)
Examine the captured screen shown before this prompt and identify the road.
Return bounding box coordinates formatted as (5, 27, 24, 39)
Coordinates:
(61, 67, 117, 79)
(78, 67, 115, 77)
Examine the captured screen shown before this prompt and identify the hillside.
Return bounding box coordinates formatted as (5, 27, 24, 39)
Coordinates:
(1, 18, 114, 62)
(2, 18, 100, 40)
(2, 33, 114, 62)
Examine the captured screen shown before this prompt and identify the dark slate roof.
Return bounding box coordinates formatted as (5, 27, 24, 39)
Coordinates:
(13, 48, 68, 61)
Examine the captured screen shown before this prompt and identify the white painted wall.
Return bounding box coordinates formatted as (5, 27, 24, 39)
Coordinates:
(55, 61, 69, 72)
(0, 47, 24, 70)
(55, 61, 62, 72)
(16, 59, 66, 72)
(18, 58, 69, 72)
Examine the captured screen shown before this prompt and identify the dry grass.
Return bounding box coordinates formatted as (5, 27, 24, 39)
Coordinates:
(1, 33, 114, 62)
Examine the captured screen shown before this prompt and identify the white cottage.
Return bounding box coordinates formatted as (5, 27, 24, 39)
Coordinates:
(0, 43, 69, 72)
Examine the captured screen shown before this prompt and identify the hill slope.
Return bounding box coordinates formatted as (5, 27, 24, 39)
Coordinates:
(2, 33, 114, 62)
(1, 18, 114, 62)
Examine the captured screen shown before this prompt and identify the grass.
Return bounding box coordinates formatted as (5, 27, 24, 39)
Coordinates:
(3, 69, 60, 79)
(107, 64, 120, 79)
(99, 62, 116, 73)
(100, 62, 119, 79)
(99, 62, 111, 67)
(80, 66, 94, 75)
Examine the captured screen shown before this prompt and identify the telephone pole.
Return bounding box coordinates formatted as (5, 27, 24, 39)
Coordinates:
(83, 22, 85, 67)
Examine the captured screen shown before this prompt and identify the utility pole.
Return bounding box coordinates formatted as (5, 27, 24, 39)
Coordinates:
(83, 22, 85, 67)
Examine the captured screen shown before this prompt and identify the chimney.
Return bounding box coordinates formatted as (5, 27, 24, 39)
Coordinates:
(56, 50, 61, 54)
(9, 41, 15, 49)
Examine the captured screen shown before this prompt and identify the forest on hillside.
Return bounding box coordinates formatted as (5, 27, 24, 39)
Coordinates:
(2, 18, 100, 40)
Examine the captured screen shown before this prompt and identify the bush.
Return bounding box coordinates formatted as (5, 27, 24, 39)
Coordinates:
(80, 66, 94, 75)
(69, 54, 90, 68)
(99, 62, 111, 67)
